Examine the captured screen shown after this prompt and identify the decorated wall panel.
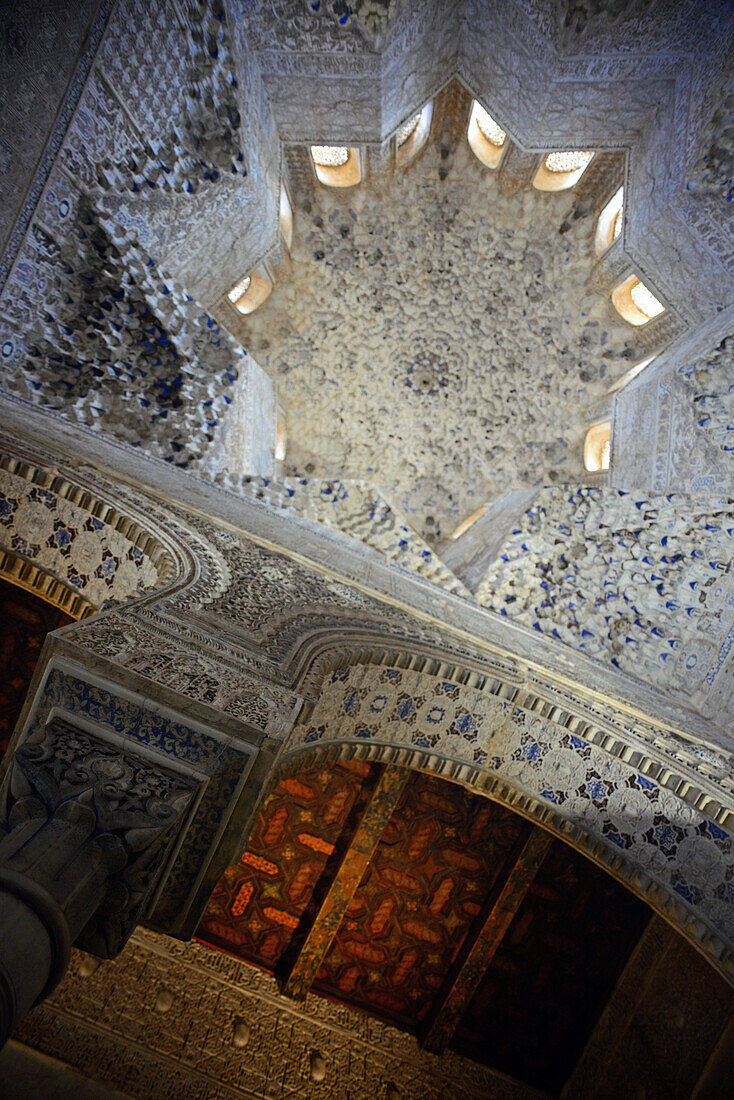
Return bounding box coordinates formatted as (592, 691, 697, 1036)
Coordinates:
(10, 659, 260, 938)
(0, 460, 173, 611)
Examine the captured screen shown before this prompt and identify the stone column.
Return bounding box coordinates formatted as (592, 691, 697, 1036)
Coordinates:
(0, 719, 195, 1045)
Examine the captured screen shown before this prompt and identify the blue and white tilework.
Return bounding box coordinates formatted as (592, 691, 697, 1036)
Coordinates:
(0, 467, 162, 607)
(294, 662, 734, 949)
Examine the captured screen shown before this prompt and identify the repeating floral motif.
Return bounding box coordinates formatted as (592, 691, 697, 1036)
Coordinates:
(476, 488, 734, 722)
(297, 663, 515, 766)
(0, 467, 163, 607)
(294, 662, 734, 951)
(180, 527, 446, 660)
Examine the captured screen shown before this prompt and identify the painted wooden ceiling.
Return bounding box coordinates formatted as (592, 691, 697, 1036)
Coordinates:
(198, 758, 651, 1093)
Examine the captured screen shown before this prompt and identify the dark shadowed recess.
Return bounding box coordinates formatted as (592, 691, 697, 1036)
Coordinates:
(0, 577, 72, 757)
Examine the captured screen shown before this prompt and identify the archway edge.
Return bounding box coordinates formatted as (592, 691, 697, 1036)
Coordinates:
(0, 547, 94, 620)
(291, 637, 734, 826)
(0, 439, 212, 614)
(276, 736, 734, 989)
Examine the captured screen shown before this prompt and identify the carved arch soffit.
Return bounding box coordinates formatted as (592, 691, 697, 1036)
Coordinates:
(277, 736, 734, 990)
(287, 632, 730, 797)
(278, 644, 734, 987)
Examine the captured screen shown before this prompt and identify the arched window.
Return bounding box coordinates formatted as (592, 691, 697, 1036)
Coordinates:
(310, 145, 362, 187)
(228, 267, 273, 315)
(606, 355, 656, 395)
(396, 102, 433, 168)
(533, 150, 594, 191)
(467, 100, 507, 169)
(595, 186, 624, 255)
(280, 185, 293, 252)
(584, 421, 611, 472)
(611, 275, 665, 326)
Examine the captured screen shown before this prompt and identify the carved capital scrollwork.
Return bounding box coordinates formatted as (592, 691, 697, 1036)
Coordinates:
(0, 718, 196, 957)
(0, 719, 197, 1044)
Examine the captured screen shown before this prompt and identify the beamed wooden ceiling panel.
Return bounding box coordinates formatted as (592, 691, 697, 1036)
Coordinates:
(452, 839, 652, 1092)
(198, 759, 652, 1092)
(311, 771, 532, 1028)
(198, 758, 378, 967)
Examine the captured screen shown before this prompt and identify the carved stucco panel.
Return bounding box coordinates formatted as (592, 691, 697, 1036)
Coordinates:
(15, 929, 543, 1099)
(74, 611, 301, 738)
(292, 661, 734, 957)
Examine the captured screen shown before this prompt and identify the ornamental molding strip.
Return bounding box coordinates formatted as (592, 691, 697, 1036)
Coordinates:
(0, 546, 96, 621)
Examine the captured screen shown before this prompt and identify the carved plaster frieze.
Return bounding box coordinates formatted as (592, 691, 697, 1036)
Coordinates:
(288, 660, 734, 983)
(15, 928, 543, 1099)
(71, 610, 301, 738)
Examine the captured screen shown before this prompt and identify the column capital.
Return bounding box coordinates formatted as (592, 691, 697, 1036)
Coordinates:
(0, 718, 197, 1043)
